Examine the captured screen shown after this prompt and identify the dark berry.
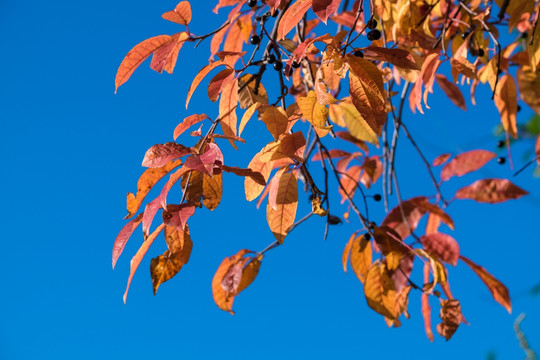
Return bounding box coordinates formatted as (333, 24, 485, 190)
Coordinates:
(366, 18, 377, 29)
(521, 32, 528, 39)
(248, 0, 257, 7)
(267, 54, 276, 64)
(272, 10, 279, 17)
(255, 16, 261, 21)
(517, 105, 522, 112)
(497, 157, 506, 164)
(477, 48, 485, 57)
(250, 35, 260, 45)
(292, 61, 301, 68)
(283, 67, 292, 76)
(368, 222, 375, 230)
(498, 69, 503, 75)
(328, 214, 342, 225)
(461, 32, 470, 39)
(273, 62, 283, 71)
(497, 140, 505, 148)
(354, 50, 364, 57)
(367, 29, 381, 41)
(364, 233, 372, 241)
(373, 194, 382, 202)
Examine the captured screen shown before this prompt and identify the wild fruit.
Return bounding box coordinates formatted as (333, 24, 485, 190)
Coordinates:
(248, 0, 257, 7)
(497, 157, 506, 164)
(367, 29, 381, 41)
(250, 35, 260, 45)
(273, 62, 283, 71)
(354, 50, 364, 57)
(373, 194, 382, 202)
(366, 18, 377, 29)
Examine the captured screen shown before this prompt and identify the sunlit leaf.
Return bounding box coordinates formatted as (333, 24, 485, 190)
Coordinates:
(440, 150, 496, 182)
(208, 68, 236, 102)
(421, 233, 459, 266)
(312, 0, 341, 23)
(162, 1, 192, 25)
(174, 114, 210, 140)
(435, 74, 466, 111)
(142, 142, 194, 168)
(112, 213, 143, 269)
(186, 61, 227, 108)
(363, 46, 420, 70)
(219, 77, 239, 149)
(364, 261, 397, 319)
(266, 171, 298, 243)
(349, 234, 372, 283)
(455, 178, 528, 203)
(278, 0, 313, 40)
(494, 75, 518, 138)
(261, 106, 289, 141)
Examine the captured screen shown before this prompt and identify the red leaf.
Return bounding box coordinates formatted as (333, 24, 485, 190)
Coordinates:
(184, 143, 224, 176)
(150, 32, 189, 74)
(536, 135, 540, 165)
(440, 150, 496, 181)
(142, 196, 163, 236)
(161, 1, 192, 25)
(208, 69, 236, 102)
(278, 0, 313, 40)
(112, 213, 143, 269)
(123, 223, 165, 303)
(173, 114, 209, 140)
(421, 233, 460, 266)
(221, 165, 266, 186)
(421, 264, 434, 342)
(435, 74, 467, 111)
(460, 255, 511, 313)
(162, 204, 196, 230)
(159, 166, 190, 208)
(362, 46, 420, 70)
(311, 149, 350, 161)
(432, 153, 451, 167)
(115, 35, 172, 92)
(455, 178, 528, 203)
(142, 142, 194, 168)
(312, 0, 342, 23)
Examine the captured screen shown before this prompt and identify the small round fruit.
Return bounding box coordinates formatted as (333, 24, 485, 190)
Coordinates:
(364, 233, 372, 241)
(267, 54, 276, 64)
(461, 32, 470, 39)
(292, 61, 301, 68)
(497, 140, 505, 148)
(366, 18, 377, 29)
(273, 62, 283, 71)
(354, 50, 364, 57)
(250, 35, 260, 45)
(517, 105, 522, 112)
(248, 0, 257, 7)
(373, 194, 382, 202)
(272, 10, 279, 17)
(497, 157, 506, 164)
(477, 48, 485, 57)
(367, 29, 381, 41)
(283, 67, 292, 76)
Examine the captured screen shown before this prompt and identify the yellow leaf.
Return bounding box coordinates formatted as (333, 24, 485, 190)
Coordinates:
(266, 171, 298, 243)
(364, 261, 397, 319)
(311, 195, 328, 216)
(335, 102, 379, 145)
(516, 67, 540, 114)
(297, 91, 333, 137)
(350, 234, 372, 283)
(237, 256, 263, 293)
(261, 106, 289, 140)
(239, 102, 261, 136)
(238, 74, 269, 109)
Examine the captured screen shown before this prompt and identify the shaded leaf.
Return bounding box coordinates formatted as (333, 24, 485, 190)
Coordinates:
(112, 213, 143, 269)
(142, 142, 194, 168)
(421, 233, 459, 266)
(435, 74, 466, 111)
(432, 153, 451, 167)
(312, 0, 341, 23)
(115, 35, 171, 92)
(494, 75, 518, 138)
(455, 178, 528, 203)
(208, 68, 236, 102)
(460, 255, 511, 313)
(363, 46, 420, 70)
(238, 74, 268, 109)
(126, 160, 182, 218)
(517, 67, 540, 115)
(162, 204, 196, 230)
(123, 223, 165, 303)
(440, 149, 496, 182)
(436, 299, 462, 341)
(150, 252, 184, 295)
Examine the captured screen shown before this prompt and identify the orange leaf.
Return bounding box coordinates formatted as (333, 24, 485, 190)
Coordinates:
(455, 178, 528, 203)
(115, 35, 172, 92)
(432, 153, 451, 167)
(278, 0, 313, 40)
(186, 61, 227, 108)
(261, 106, 289, 141)
(363, 46, 420, 70)
(208, 68, 236, 102)
(161, 1, 192, 25)
(421, 233, 459, 266)
(142, 142, 194, 168)
(123, 223, 165, 303)
(222, 165, 266, 186)
(421, 264, 434, 342)
(237, 256, 263, 293)
(349, 234, 372, 283)
(266, 171, 298, 243)
(516, 67, 540, 115)
(536, 135, 540, 165)
(126, 159, 183, 218)
(112, 213, 143, 269)
(212, 257, 236, 313)
(164, 224, 193, 264)
(494, 75, 519, 138)
(150, 32, 189, 74)
(440, 149, 496, 182)
(339, 165, 362, 202)
(219, 77, 239, 149)
(342, 232, 356, 272)
(173, 114, 209, 140)
(435, 74, 466, 111)
(460, 255, 511, 313)
(245, 149, 275, 201)
(364, 261, 397, 319)
(238, 74, 269, 109)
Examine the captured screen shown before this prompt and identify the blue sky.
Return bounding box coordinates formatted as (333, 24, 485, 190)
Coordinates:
(0, 1, 538, 359)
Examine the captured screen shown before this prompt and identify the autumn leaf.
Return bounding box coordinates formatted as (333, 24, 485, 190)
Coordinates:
(432, 153, 451, 167)
(364, 261, 397, 319)
(421, 264, 434, 342)
(261, 106, 289, 141)
(115, 35, 172, 92)
(278, 0, 313, 40)
(440, 150, 496, 182)
(516, 67, 540, 115)
(208, 69, 236, 102)
(173, 114, 210, 140)
(436, 299, 462, 341)
(162, 1, 192, 25)
(186, 61, 227, 108)
(222, 165, 266, 186)
(238, 74, 268, 109)
(421, 233, 459, 266)
(112, 213, 143, 269)
(162, 204, 196, 230)
(494, 75, 518, 138)
(266, 171, 298, 243)
(219, 77, 239, 149)
(435, 74, 466, 111)
(123, 223, 165, 303)
(184, 143, 224, 176)
(335, 131, 369, 152)
(297, 91, 332, 137)
(142, 142, 194, 168)
(363, 46, 420, 70)
(126, 159, 183, 218)
(245, 148, 275, 201)
(237, 256, 263, 293)
(455, 178, 528, 203)
(182, 171, 223, 210)
(150, 32, 189, 74)
(333, 102, 379, 145)
(312, 0, 341, 23)
(460, 255, 511, 313)
(349, 234, 372, 283)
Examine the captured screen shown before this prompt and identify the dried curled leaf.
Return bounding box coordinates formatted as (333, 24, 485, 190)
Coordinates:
(455, 178, 528, 203)
(436, 299, 462, 341)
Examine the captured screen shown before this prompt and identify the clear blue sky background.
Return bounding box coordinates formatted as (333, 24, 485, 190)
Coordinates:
(1, 1, 538, 359)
